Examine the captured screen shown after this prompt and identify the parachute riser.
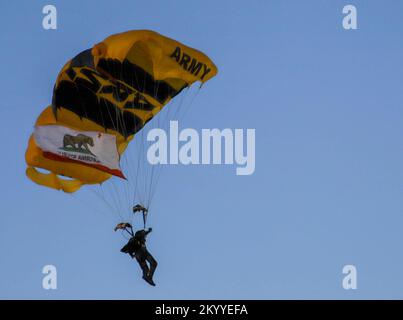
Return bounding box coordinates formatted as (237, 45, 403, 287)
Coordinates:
(133, 204, 149, 229)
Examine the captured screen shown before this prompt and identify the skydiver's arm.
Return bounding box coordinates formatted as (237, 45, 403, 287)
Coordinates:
(144, 228, 152, 236)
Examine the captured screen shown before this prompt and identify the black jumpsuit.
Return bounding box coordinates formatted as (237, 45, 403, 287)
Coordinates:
(121, 229, 158, 280)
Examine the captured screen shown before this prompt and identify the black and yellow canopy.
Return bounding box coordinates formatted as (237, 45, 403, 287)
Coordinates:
(26, 30, 217, 192)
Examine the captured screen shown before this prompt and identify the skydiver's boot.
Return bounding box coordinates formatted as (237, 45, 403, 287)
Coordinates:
(143, 275, 156, 286)
(139, 260, 155, 286)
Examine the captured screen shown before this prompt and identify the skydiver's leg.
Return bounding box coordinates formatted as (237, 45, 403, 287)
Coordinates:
(135, 252, 149, 278)
(144, 249, 158, 279)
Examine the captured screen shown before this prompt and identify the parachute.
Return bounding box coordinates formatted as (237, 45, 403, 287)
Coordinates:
(25, 30, 217, 194)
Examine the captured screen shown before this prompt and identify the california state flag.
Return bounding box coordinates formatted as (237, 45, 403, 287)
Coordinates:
(34, 125, 125, 179)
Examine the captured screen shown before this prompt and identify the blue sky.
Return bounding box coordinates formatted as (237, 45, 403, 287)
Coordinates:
(0, 0, 402, 299)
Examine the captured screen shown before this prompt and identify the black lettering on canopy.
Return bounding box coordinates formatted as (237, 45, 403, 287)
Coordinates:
(97, 58, 184, 104)
(169, 46, 211, 80)
(179, 53, 191, 70)
(170, 46, 181, 62)
(200, 64, 211, 81)
(52, 68, 143, 138)
(188, 58, 202, 77)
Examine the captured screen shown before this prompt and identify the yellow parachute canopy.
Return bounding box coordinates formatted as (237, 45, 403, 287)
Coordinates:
(26, 30, 217, 193)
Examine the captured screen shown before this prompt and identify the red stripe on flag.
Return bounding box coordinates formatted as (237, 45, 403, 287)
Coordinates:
(43, 151, 126, 180)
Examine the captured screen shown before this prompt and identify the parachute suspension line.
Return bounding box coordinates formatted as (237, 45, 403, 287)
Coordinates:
(113, 73, 132, 216)
(119, 63, 136, 192)
(69, 190, 114, 222)
(141, 85, 200, 212)
(121, 229, 131, 240)
(89, 68, 128, 220)
(105, 180, 123, 220)
(142, 69, 154, 211)
(144, 78, 163, 212)
(122, 154, 135, 214)
(153, 87, 192, 207)
(113, 59, 132, 213)
(97, 184, 123, 220)
(128, 58, 146, 212)
(129, 76, 162, 217)
(95, 74, 132, 222)
(170, 85, 189, 123)
(178, 85, 201, 123)
(71, 185, 123, 230)
(143, 84, 196, 214)
(146, 75, 180, 212)
(96, 58, 133, 223)
(138, 128, 148, 207)
(142, 130, 149, 207)
(143, 210, 147, 229)
(131, 137, 144, 209)
(139, 61, 149, 209)
(98, 182, 121, 220)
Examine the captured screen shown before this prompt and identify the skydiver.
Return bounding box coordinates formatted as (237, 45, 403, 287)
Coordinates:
(116, 222, 158, 286)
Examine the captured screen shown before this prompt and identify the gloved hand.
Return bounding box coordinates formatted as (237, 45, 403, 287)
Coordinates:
(148, 227, 153, 232)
